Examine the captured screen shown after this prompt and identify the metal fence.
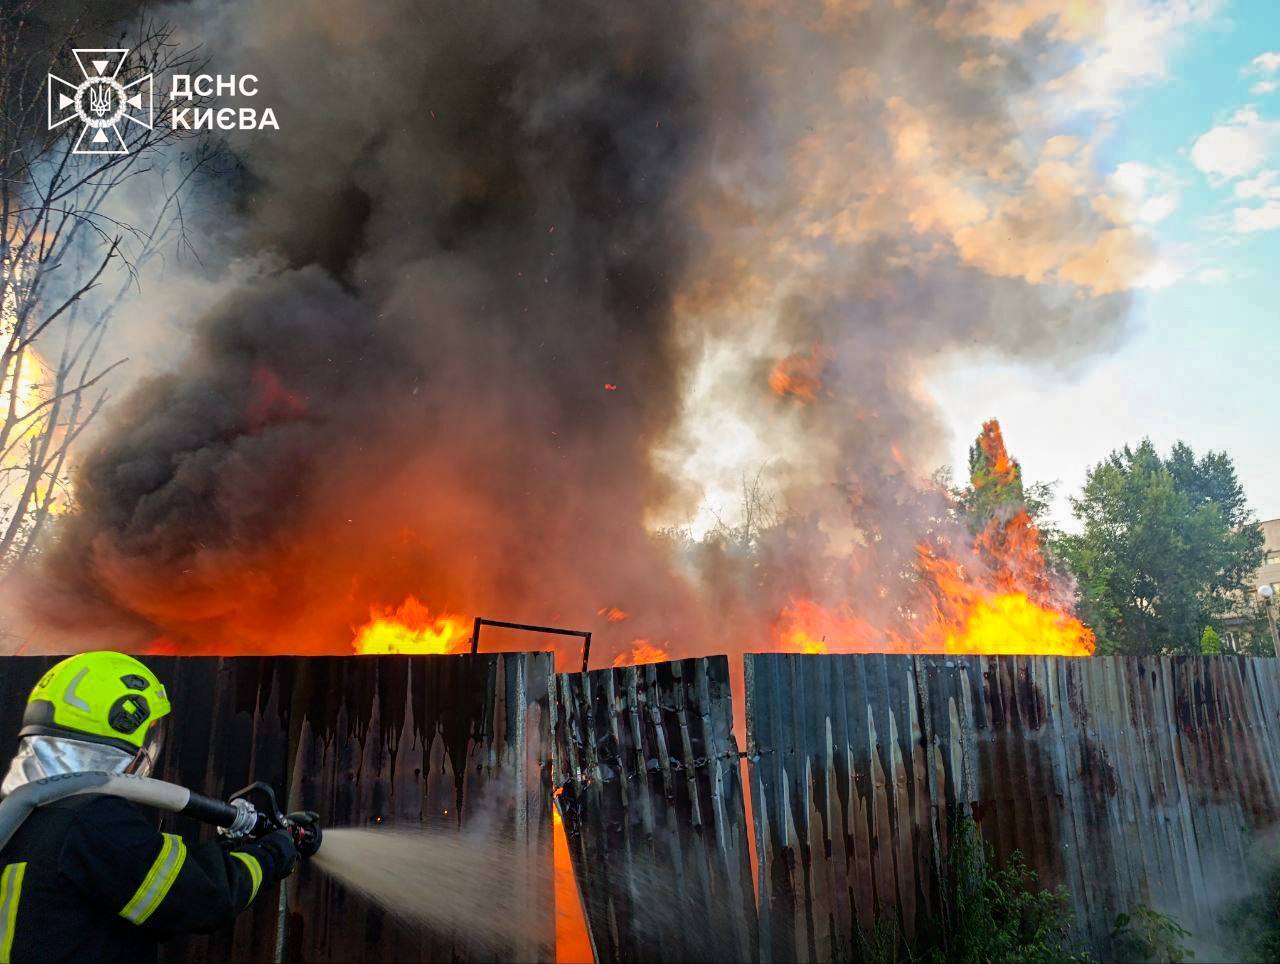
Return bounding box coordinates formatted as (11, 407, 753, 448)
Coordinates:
(8, 651, 1280, 962)
(552, 656, 756, 962)
(745, 653, 1280, 961)
(0, 654, 555, 963)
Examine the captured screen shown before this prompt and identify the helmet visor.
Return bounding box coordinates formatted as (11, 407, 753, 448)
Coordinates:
(125, 717, 167, 777)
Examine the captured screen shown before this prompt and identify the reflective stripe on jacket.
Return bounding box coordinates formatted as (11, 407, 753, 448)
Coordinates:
(0, 793, 297, 963)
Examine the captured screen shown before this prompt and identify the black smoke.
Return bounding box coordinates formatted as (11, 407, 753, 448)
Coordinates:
(26, 0, 1142, 658)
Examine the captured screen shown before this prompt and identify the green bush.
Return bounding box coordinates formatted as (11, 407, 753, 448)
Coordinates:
(855, 914, 915, 964)
(934, 818, 1092, 964)
(1110, 905, 1193, 962)
(854, 816, 1092, 963)
(1223, 856, 1280, 961)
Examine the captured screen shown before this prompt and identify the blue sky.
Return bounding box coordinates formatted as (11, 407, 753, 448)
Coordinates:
(936, 0, 1279, 529)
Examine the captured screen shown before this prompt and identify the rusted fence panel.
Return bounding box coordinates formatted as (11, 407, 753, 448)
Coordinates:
(553, 656, 756, 962)
(745, 653, 1280, 961)
(0, 654, 555, 964)
(14, 650, 1280, 961)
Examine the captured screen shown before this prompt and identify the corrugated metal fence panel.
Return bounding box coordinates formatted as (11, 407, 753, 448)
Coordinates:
(553, 656, 756, 963)
(0, 654, 555, 964)
(283, 654, 554, 963)
(745, 652, 945, 963)
(746, 653, 1280, 961)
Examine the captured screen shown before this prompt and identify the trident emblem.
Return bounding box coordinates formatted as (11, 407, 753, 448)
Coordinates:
(87, 83, 113, 117)
(47, 49, 153, 155)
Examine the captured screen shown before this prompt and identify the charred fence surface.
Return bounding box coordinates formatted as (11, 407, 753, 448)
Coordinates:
(9, 651, 1280, 962)
(0, 654, 554, 964)
(745, 653, 1280, 962)
(553, 656, 757, 962)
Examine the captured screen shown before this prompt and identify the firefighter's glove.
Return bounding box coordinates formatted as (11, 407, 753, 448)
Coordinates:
(257, 828, 301, 880)
(287, 810, 323, 859)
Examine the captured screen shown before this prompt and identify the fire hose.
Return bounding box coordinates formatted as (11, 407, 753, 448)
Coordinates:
(0, 770, 321, 853)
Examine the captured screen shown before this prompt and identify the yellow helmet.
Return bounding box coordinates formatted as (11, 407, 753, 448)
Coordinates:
(20, 651, 172, 755)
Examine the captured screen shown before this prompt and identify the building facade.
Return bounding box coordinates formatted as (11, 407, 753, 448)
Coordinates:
(1223, 517, 1280, 652)
(1258, 517, 1280, 590)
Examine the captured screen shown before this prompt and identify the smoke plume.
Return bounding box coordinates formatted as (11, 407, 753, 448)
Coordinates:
(26, 0, 1149, 661)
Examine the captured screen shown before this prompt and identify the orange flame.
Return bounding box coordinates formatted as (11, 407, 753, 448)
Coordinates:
(908, 539, 1094, 655)
(1, 346, 70, 516)
(596, 606, 629, 623)
(553, 805, 592, 963)
(772, 419, 1094, 658)
(352, 596, 470, 655)
(774, 597, 878, 654)
(940, 592, 1095, 656)
(977, 418, 1015, 482)
(611, 639, 670, 666)
(769, 346, 827, 403)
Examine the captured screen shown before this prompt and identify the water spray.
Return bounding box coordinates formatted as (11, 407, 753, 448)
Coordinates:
(0, 771, 539, 952)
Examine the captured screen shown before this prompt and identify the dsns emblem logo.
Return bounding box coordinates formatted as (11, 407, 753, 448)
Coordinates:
(47, 49, 153, 155)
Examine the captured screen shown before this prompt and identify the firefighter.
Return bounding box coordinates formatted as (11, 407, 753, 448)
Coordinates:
(0, 652, 321, 963)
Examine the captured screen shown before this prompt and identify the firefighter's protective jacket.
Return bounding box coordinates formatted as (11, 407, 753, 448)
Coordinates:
(0, 792, 298, 963)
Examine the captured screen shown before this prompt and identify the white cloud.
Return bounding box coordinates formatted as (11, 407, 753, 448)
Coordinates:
(1191, 113, 1280, 234)
(1244, 53, 1280, 95)
(1050, 0, 1222, 114)
(1109, 161, 1182, 223)
(1191, 108, 1280, 180)
(1235, 169, 1280, 199)
(1194, 266, 1231, 284)
(1234, 201, 1280, 233)
(1231, 170, 1280, 232)
(1138, 257, 1184, 288)
(1247, 52, 1280, 75)
(1139, 193, 1180, 223)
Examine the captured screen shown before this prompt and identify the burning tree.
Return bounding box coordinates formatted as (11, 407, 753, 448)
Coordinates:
(961, 419, 1059, 599)
(773, 419, 1095, 657)
(0, 5, 216, 583)
(911, 420, 1094, 656)
(964, 420, 1035, 533)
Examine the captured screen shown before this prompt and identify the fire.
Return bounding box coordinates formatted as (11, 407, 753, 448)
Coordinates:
(596, 606, 629, 623)
(2, 348, 51, 438)
(914, 419, 1093, 655)
(769, 346, 827, 403)
(552, 805, 592, 963)
(611, 639, 670, 666)
(943, 592, 1095, 657)
(909, 540, 1094, 655)
(774, 597, 878, 654)
(771, 419, 1094, 658)
(353, 596, 471, 655)
(0, 344, 69, 518)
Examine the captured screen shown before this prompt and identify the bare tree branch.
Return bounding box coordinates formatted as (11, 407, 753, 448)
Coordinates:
(0, 5, 221, 574)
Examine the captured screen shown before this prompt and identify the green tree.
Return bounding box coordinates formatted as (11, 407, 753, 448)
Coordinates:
(1200, 625, 1222, 655)
(1059, 440, 1263, 654)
